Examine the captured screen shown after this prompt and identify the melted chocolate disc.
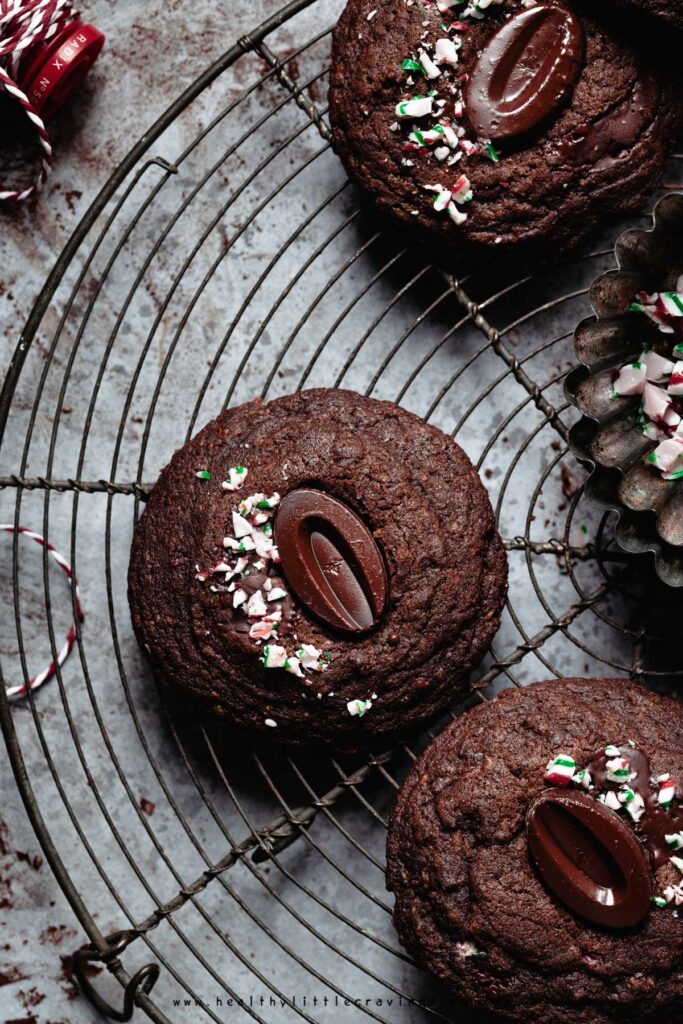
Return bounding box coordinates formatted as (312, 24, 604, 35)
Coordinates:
(464, 2, 584, 144)
(274, 488, 388, 635)
(527, 789, 652, 929)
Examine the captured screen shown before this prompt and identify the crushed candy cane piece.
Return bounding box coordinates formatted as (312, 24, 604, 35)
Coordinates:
(256, 493, 280, 510)
(671, 855, 683, 874)
(641, 350, 675, 382)
(572, 768, 591, 789)
(442, 124, 459, 149)
(664, 883, 683, 905)
(599, 791, 622, 811)
(643, 382, 673, 423)
(618, 787, 645, 822)
(195, 469, 211, 480)
(434, 37, 459, 65)
(347, 698, 373, 717)
(284, 656, 304, 677)
(425, 183, 452, 211)
(447, 202, 467, 226)
(454, 941, 486, 958)
(419, 50, 441, 79)
(605, 756, 630, 783)
(648, 437, 683, 475)
(451, 174, 472, 204)
(658, 778, 676, 809)
(262, 644, 287, 669)
(613, 362, 646, 397)
(665, 832, 683, 851)
(222, 466, 248, 490)
(246, 590, 268, 618)
(232, 510, 253, 538)
(249, 619, 277, 641)
(297, 644, 326, 671)
(668, 361, 683, 396)
(544, 754, 576, 786)
(410, 126, 445, 146)
(267, 587, 287, 602)
(233, 588, 248, 609)
(396, 95, 433, 118)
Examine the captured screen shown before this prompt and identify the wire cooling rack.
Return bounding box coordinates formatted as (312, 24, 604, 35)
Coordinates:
(1, 1, 682, 1021)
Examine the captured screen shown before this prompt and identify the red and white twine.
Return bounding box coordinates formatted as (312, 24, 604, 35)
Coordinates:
(0, 0, 77, 200)
(1, 524, 84, 702)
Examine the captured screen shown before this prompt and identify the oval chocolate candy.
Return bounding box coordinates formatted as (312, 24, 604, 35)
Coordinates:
(464, 2, 584, 144)
(526, 789, 652, 929)
(274, 488, 388, 635)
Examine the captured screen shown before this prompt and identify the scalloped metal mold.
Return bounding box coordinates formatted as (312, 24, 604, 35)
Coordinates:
(566, 193, 683, 588)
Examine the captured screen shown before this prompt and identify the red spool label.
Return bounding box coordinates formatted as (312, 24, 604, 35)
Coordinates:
(25, 23, 105, 118)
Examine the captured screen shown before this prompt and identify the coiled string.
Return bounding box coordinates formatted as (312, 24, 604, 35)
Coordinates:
(0, 0, 76, 200)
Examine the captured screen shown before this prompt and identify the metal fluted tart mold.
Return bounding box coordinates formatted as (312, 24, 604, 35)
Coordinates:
(566, 193, 683, 588)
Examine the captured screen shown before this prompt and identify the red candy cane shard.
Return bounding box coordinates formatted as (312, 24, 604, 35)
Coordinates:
(1, 524, 84, 702)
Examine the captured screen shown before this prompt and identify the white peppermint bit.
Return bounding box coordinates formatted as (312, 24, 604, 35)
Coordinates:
(454, 941, 486, 958)
(264, 718, 277, 728)
(231, 510, 253, 538)
(246, 590, 268, 618)
(434, 38, 458, 66)
(232, 588, 248, 609)
(599, 791, 622, 812)
(418, 49, 440, 79)
(641, 349, 675, 383)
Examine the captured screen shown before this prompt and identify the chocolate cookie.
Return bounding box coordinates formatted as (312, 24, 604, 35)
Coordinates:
(609, 0, 683, 33)
(387, 678, 683, 1024)
(128, 389, 507, 749)
(328, 0, 683, 259)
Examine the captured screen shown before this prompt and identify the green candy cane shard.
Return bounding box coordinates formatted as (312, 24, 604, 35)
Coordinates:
(401, 58, 423, 72)
(664, 292, 683, 314)
(195, 469, 211, 480)
(485, 142, 500, 163)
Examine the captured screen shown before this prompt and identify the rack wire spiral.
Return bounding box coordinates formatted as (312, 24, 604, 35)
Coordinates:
(1, 1, 682, 1021)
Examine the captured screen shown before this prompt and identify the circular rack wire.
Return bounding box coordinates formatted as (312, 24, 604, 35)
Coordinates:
(1, 1, 682, 1021)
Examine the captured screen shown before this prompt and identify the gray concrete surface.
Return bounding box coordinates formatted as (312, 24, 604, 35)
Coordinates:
(0, 1, 679, 1023)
